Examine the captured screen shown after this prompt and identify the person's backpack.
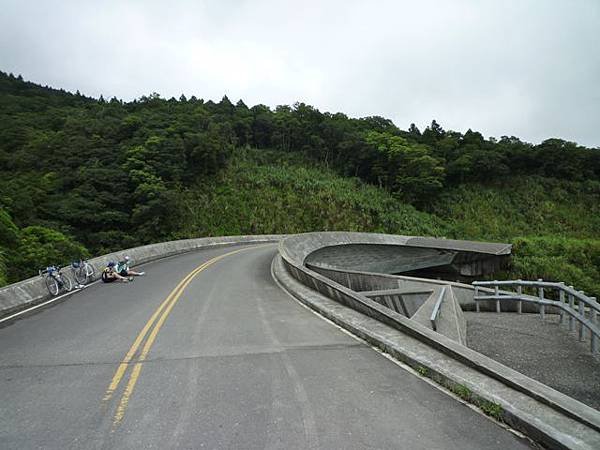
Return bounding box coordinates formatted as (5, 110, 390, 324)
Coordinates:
(101, 262, 116, 282)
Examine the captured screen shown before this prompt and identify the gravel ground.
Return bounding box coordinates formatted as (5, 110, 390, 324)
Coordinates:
(466, 311, 600, 411)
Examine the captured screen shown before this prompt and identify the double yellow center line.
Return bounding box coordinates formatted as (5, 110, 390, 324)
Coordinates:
(102, 246, 262, 426)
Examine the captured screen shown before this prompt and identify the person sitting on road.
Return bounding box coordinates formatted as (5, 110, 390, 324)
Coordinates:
(101, 261, 131, 283)
(116, 255, 145, 277)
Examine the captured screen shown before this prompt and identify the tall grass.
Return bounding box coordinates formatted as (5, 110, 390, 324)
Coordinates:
(432, 177, 600, 241)
(176, 149, 600, 296)
(176, 149, 446, 238)
(508, 237, 600, 297)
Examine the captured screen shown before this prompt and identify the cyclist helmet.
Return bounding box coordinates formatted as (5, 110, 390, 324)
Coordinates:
(124, 255, 130, 262)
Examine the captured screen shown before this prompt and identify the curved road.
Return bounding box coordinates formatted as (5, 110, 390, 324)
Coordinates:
(0, 244, 531, 449)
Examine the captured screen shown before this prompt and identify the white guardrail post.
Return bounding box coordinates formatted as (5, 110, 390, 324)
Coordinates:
(538, 279, 545, 320)
(579, 291, 586, 342)
(568, 287, 575, 332)
(517, 282, 522, 314)
(559, 284, 565, 324)
(494, 282, 500, 313)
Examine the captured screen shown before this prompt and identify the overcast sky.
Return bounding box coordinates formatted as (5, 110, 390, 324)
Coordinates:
(1, 0, 599, 147)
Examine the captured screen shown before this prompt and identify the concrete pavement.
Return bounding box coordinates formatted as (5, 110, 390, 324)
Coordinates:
(0, 244, 531, 449)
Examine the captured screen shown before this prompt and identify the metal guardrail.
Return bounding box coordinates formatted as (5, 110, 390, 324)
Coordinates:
(472, 279, 599, 354)
(430, 286, 447, 331)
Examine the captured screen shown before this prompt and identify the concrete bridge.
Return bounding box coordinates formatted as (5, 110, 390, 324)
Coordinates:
(0, 233, 598, 449)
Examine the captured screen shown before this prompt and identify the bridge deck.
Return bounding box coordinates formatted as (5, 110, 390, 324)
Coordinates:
(0, 245, 530, 449)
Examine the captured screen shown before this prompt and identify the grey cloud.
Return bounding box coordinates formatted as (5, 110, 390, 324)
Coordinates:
(1, 0, 599, 146)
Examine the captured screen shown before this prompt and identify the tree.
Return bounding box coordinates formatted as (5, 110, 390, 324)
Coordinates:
(8, 226, 88, 282)
(365, 131, 445, 203)
(408, 123, 421, 137)
(0, 209, 19, 248)
(421, 119, 445, 146)
(0, 209, 19, 286)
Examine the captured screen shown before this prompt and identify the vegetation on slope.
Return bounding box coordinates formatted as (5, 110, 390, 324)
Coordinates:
(432, 178, 600, 295)
(176, 149, 445, 238)
(434, 177, 600, 241)
(0, 71, 599, 296)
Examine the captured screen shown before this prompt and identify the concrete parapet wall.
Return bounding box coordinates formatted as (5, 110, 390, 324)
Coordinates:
(0, 234, 284, 320)
(281, 232, 510, 267)
(272, 255, 600, 449)
(412, 286, 468, 345)
(277, 232, 600, 447)
(311, 262, 547, 314)
(280, 232, 412, 266)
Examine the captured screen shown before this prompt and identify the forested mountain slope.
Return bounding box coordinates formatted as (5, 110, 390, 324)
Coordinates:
(0, 71, 598, 295)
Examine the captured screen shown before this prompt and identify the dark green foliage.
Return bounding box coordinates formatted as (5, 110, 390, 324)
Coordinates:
(432, 177, 600, 240)
(0, 209, 19, 248)
(176, 149, 445, 238)
(0, 209, 18, 285)
(364, 131, 445, 203)
(0, 252, 6, 285)
(0, 71, 235, 278)
(432, 178, 600, 296)
(451, 383, 472, 401)
(479, 401, 504, 421)
(0, 71, 599, 292)
(8, 226, 88, 281)
(509, 237, 600, 298)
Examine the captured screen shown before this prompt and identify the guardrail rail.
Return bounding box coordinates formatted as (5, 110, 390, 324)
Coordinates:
(430, 286, 447, 331)
(472, 279, 599, 354)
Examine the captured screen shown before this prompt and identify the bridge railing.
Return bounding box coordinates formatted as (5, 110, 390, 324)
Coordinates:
(472, 279, 599, 354)
(429, 286, 447, 331)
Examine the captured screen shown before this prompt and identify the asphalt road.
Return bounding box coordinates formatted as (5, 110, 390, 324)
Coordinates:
(0, 243, 532, 449)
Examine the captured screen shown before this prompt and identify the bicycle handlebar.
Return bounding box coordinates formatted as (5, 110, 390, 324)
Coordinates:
(39, 266, 61, 276)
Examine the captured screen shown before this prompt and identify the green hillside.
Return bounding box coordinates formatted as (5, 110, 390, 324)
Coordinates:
(175, 149, 600, 296)
(433, 178, 600, 295)
(0, 71, 599, 296)
(434, 177, 600, 241)
(175, 149, 445, 238)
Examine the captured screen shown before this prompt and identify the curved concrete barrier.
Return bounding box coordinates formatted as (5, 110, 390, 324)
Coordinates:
(281, 231, 510, 270)
(0, 234, 284, 320)
(275, 231, 600, 449)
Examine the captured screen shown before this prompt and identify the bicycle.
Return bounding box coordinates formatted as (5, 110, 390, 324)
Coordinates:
(39, 266, 73, 296)
(71, 259, 95, 286)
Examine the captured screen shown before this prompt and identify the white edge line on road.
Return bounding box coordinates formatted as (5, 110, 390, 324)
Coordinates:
(269, 256, 532, 444)
(0, 241, 277, 326)
(0, 281, 100, 325)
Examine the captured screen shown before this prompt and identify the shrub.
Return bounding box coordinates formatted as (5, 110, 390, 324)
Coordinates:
(8, 226, 89, 282)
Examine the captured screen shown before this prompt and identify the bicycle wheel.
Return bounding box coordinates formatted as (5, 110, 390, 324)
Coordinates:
(45, 276, 59, 296)
(73, 266, 87, 285)
(60, 274, 73, 292)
